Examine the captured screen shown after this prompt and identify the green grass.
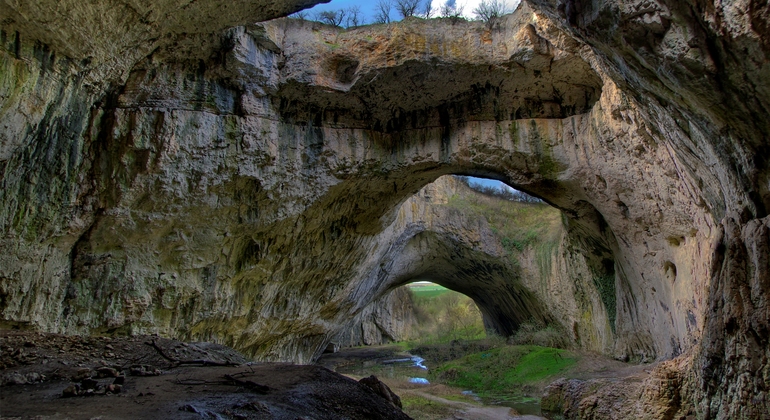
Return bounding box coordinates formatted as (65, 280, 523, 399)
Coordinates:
(431, 345, 576, 398)
(408, 283, 450, 299)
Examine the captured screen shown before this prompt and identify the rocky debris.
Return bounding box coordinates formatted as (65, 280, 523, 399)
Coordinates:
(359, 375, 403, 409)
(129, 365, 162, 376)
(96, 366, 119, 378)
(72, 367, 91, 381)
(60, 378, 123, 397)
(60, 367, 125, 397)
(2, 371, 44, 386)
(0, 331, 247, 390)
(61, 383, 79, 397)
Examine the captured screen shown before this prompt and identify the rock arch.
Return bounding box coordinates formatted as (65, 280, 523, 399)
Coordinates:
(2, 1, 769, 416)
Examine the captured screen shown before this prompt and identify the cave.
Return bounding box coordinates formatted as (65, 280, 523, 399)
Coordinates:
(2, 0, 770, 418)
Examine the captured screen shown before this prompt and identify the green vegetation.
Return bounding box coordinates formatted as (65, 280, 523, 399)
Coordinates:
(407, 285, 485, 344)
(593, 274, 616, 331)
(390, 179, 578, 412)
(446, 188, 562, 261)
(431, 345, 576, 399)
(408, 283, 450, 298)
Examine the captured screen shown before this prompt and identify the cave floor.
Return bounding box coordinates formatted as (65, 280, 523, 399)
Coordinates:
(0, 331, 410, 419)
(0, 332, 659, 420)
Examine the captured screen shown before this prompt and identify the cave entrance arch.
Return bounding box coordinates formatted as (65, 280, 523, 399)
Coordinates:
(330, 174, 618, 358)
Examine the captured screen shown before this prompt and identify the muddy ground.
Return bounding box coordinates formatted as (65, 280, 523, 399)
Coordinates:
(0, 331, 410, 419)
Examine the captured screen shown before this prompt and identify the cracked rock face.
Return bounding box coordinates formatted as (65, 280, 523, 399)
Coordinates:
(1, 0, 769, 417)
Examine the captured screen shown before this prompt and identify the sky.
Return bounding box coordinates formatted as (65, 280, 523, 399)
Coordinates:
(466, 176, 519, 193)
(304, 0, 519, 23)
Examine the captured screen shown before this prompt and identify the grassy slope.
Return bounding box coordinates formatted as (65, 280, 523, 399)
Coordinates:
(445, 188, 563, 258)
(431, 345, 576, 398)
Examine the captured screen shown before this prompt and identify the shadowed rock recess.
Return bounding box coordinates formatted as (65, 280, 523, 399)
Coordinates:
(1, 0, 768, 418)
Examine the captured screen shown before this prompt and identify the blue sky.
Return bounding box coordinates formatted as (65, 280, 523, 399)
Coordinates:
(304, 0, 511, 23)
(467, 176, 518, 192)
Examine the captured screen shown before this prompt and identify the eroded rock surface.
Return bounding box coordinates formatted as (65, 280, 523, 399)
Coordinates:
(1, 0, 769, 417)
(338, 175, 614, 353)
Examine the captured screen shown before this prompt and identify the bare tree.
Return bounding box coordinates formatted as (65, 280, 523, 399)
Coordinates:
(420, 0, 434, 18)
(440, 0, 464, 19)
(345, 5, 364, 27)
(473, 0, 511, 23)
(289, 10, 309, 20)
(316, 9, 346, 27)
(395, 0, 421, 18)
(374, 0, 393, 23)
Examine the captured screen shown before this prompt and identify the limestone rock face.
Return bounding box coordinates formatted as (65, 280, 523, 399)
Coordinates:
(335, 287, 416, 347)
(1, 0, 769, 417)
(524, 1, 770, 417)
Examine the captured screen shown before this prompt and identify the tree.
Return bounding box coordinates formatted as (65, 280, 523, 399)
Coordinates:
(395, 0, 421, 18)
(374, 0, 393, 24)
(440, 0, 464, 20)
(345, 5, 364, 27)
(473, 0, 511, 24)
(289, 10, 309, 20)
(420, 0, 434, 18)
(316, 9, 346, 27)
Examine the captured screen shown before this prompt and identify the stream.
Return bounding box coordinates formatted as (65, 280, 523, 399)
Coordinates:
(327, 349, 543, 416)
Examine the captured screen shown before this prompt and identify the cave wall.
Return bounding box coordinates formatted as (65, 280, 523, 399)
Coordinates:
(0, 0, 711, 364)
(526, 1, 770, 417)
(333, 286, 416, 348)
(1, 0, 769, 417)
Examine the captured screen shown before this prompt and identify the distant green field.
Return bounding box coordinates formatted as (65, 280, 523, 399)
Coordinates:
(408, 283, 449, 299)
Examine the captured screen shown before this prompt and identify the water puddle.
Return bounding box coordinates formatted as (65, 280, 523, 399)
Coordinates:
(336, 353, 431, 385)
